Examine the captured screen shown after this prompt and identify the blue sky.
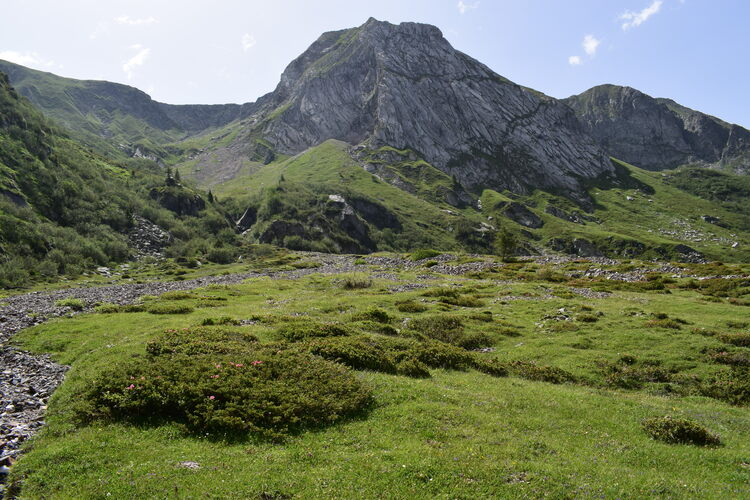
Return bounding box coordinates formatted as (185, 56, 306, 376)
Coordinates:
(1, 0, 747, 127)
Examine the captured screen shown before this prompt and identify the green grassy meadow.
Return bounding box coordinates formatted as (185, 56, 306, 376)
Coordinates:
(7, 254, 750, 498)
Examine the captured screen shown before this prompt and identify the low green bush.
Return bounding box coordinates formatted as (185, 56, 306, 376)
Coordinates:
(55, 298, 85, 311)
(396, 357, 431, 378)
(707, 349, 750, 367)
(536, 268, 566, 283)
(469, 311, 493, 323)
(146, 303, 194, 315)
(602, 358, 672, 389)
(422, 287, 463, 299)
(95, 302, 121, 314)
(352, 307, 392, 324)
(508, 361, 577, 384)
(700, 367, 750, 405)
(472, 358, 509, 377)
(410, 341, 477, 371)
(306, 337, 398, 373)
(409, 315, 464, 338)
(455, 331, 494, 350)
(275, 322, 352, 342)
(201, 316, 241, 326)
(159, 291, 194, 300)
(718, 332, 750, 347)
(73, 351, 372, 440)
(353, 320, 399, 336)
(146, 327, 259, 356)
(641, 416, 721, 446)
(410, 249, 441, 261)
(645, 319, 683, 330)
(439, 295, 486, 308)
(340, 274, 372, 290)
(576, 313, 600, 323)
(121, 304, 146, 313)
(396, 300, 428, 313)
(726, 320, 749, 329)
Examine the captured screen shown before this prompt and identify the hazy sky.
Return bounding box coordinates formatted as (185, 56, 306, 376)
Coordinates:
(1, 0, 748, 127)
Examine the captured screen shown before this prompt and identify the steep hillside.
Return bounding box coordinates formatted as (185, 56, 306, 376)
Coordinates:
(0, 71, 235, 288)
(209, 139, 749, 261)
(564, 84, 750, 172)
(0, 60, 253, 160)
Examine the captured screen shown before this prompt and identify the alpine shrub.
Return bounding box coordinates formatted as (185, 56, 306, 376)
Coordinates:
(641, 416, 721, 446)
(74, 351, 372, 440)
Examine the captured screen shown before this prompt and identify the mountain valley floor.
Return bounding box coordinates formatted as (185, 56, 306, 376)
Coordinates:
(2, 250, 750, 498)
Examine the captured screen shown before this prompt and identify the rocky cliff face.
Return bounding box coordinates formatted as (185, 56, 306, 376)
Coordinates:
(229, 18, 615, 205)
(564, 84, 750, 172)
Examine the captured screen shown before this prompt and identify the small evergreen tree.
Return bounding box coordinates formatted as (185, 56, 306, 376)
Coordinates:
(496, 227, 518, 262)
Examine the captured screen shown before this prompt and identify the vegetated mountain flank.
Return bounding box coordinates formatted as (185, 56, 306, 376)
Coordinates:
(0, 59, 255, 161)
(0, 70, 237, 288)
(188, 18, 613, 206)
(564, 84, 750, 173)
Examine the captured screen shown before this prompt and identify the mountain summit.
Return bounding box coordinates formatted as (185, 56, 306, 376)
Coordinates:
(564, 84, 750, 173)
(218, 18, 615, 204)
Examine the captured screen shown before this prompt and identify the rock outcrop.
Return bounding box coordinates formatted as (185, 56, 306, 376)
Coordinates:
(218, 18, 614, 206)
(564, 84, 750, 172)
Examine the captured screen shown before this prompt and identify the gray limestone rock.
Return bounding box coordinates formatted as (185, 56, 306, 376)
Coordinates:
(564, 84, 750, 172)
(229, 19, 615, 205)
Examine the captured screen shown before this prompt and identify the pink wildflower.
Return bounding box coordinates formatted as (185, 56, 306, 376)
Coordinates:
(251, 360, 263, 366)
(215, 363, 222, 369)
(127, 384, 135, 390)
(210, 374, 220, 379)
(209, 395, 215, 400)
(235, 363, 244, 368)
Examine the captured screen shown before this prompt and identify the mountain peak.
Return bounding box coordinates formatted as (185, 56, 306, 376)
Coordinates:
(564, 84, 750, 172)
(245, 20, 614, 205)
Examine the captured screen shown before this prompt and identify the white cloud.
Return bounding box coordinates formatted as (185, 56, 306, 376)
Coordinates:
(457, 1, 479, 14)
(582, 35, 600, 56)
(122, 46, 150, 79)
(89, 21, 109, 40)
(115, 15, 158, 26)
(241, 33, 256, 52)
(620, 0, 663, 30)
(0, 50, 55, 68)
(568, 55, 583, 66)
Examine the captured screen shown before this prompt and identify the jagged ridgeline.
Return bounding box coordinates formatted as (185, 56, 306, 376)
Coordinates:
(563, 84, 750, 173)
(0, 72, 234, 287)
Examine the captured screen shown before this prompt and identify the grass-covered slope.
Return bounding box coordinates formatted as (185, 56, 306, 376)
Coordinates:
(485, 159, 750, 262)
(183, 139, 750, 261)
(7, 255, 750, 498)
(206, 140, 491, 253)
(0, 60, 249, 161)
(0, 71, 238, 288)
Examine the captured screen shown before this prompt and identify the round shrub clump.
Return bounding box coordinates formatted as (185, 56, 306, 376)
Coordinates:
(396, 357, 431, 378)
(146, 302, 194, 315)
(146, 326, 259, 356)
(396, 300, 429, 313)
(75, 351, 372, 440)
(275, 321, 352, 342)
(641, 416, 721, 446)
